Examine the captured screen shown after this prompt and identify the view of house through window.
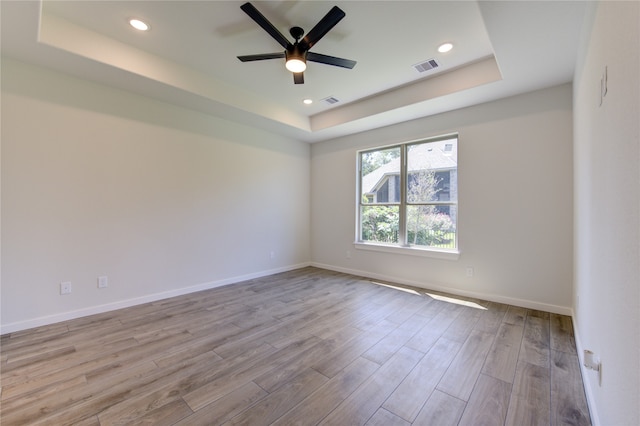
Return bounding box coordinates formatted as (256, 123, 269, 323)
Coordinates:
(358, 135, 458, 250)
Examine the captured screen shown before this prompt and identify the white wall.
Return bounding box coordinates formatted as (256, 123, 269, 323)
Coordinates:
(311, 84, 574, 313)
(1, 59, 311, 333)
(573, 1, 640, 425)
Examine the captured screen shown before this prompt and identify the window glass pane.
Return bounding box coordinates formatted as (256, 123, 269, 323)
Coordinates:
(360, 147, 401, 204)
(406, 205, 457, 249)
(357, 135, 458, 251)
(407, 139, 457, 203)
(360, 205, 399, 243)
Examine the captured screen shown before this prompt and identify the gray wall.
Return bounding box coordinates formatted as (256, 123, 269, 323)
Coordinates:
(573, 1, 640, 424)
(311, 84, 574, 313)
(1, 59, 311, 332)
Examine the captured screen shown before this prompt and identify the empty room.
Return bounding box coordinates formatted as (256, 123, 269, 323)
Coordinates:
(1, 1, 638, 425)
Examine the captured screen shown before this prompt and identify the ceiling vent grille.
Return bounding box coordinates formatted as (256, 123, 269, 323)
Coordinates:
(322, 96, 340, 105)
(413, 58, 440, 73)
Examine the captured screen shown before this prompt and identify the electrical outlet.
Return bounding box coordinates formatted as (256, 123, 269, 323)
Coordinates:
(466, 266, 474, 277)
(346, 250, 351, 259)
(270, 250, 276, 260)
(599, 65, 608, 106)
(98, 276, 108, 289)
(60, 281, 72, 295)
(584, 349, 602, 386)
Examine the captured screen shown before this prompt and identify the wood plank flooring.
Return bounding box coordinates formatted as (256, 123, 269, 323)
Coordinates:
(0, 267, 591, 425)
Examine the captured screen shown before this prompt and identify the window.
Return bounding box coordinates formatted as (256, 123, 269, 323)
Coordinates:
(358, 135, 458, 252)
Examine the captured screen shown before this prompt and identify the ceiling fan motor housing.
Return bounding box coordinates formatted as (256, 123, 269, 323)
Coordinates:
(286, 45, 307, 62)
(285, 45, 307, 72)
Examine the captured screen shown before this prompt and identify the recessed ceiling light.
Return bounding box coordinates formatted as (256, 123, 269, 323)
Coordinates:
(438, 42, 453, 53)
(303, 99, 313, 105)
(129, 19, 150, 31)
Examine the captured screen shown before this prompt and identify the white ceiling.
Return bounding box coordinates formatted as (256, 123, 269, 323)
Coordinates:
(1, 1, 588, 143)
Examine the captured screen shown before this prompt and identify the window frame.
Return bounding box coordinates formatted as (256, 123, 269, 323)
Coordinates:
(355, 134, 460, 259)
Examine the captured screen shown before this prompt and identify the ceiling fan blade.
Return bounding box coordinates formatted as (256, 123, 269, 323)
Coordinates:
(300, 6, 345, 50)
(240, 2, 291, 49)
(293, 72, 304, 84)
(237, 52, 285, 62)
(307, 52, 356, 69)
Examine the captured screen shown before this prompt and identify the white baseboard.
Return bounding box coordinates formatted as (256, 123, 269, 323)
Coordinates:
(1, 260, 572, 330)
(571, 313, 601, 426)
(0, 262, 311, 335)
(311, 262, 573, 316)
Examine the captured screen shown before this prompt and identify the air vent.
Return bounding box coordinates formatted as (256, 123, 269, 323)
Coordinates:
(322, 96, 340, 105)
(413, 58, 440, 73)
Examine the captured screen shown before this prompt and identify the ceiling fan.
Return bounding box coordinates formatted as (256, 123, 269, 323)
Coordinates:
(237, 2, 356, 84)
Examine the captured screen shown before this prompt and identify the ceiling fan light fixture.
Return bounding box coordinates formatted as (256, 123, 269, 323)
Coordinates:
(238, 3, 354, 84)
(285, 58, 306, 73)
(285, 48, 307, 73)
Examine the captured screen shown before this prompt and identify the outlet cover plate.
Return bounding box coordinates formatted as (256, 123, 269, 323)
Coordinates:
(98, 276, 108, 288)
(60, 281, 72, 295)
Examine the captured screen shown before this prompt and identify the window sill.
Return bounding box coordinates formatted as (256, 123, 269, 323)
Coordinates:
(353, 242, 460, 261)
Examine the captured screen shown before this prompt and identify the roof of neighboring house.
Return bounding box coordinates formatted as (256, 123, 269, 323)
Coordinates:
(362, 139, 457, 194)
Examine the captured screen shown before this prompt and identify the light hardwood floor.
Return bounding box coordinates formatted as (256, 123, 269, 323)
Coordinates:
(0, 267, 591, 425)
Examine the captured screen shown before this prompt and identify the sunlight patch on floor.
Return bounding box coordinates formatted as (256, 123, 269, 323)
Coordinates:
(425, 293, 487, 310)
(369, 280, 488, 310)
(370, 281, 422, 296)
